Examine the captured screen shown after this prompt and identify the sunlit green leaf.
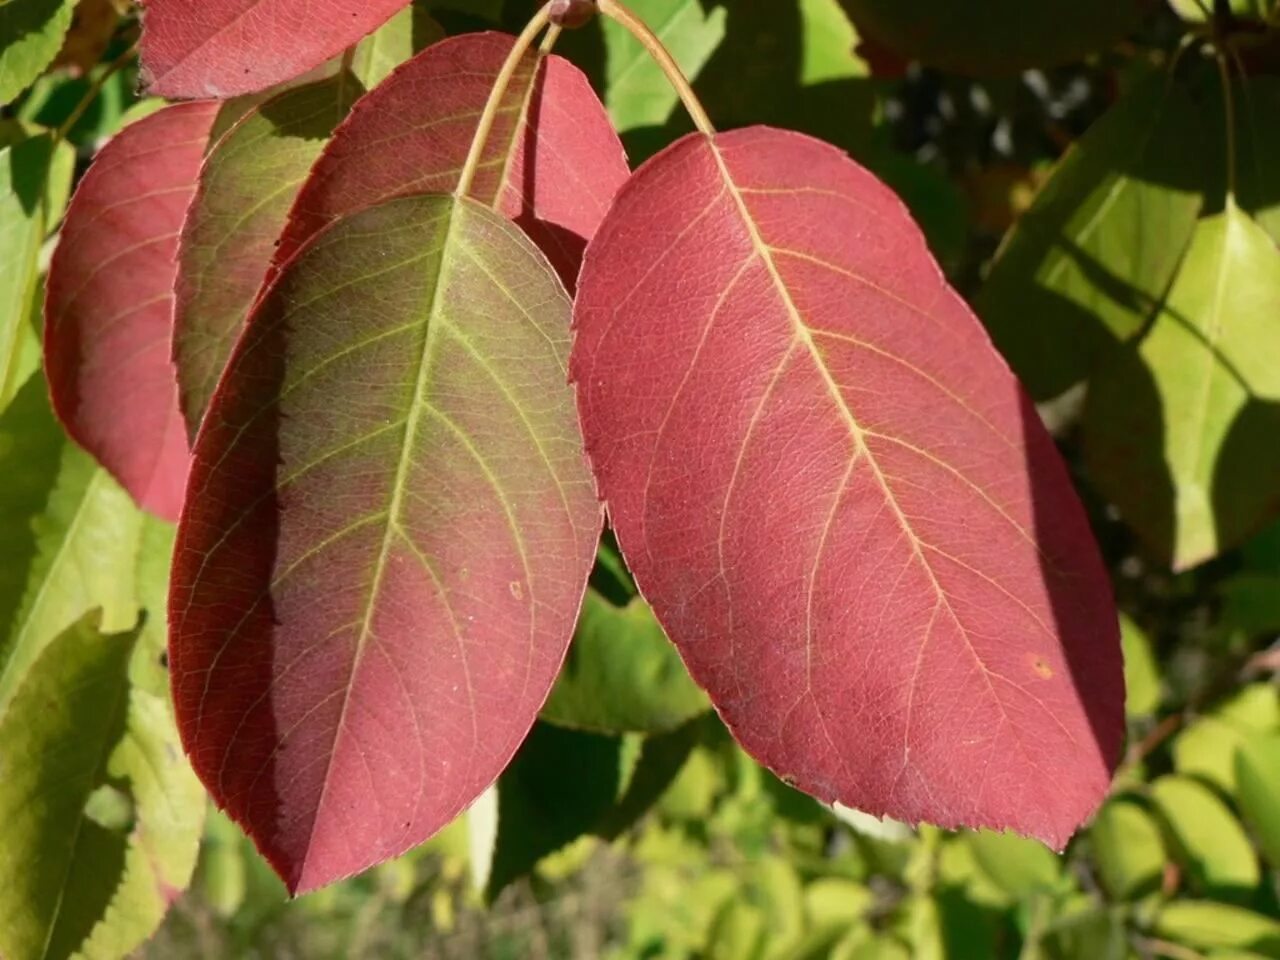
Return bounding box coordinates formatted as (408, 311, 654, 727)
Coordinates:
(1235, 732, 1280, 868)
(980, 73, 1205, 400)
(1149, 775, 1259, 900)
(965, 829, 1062, 899)
(351, 0, 444, 89)
(1090, 798, 1165, 898)
(0, 611, 202, 960)
(1154, 901, 1280, 954)
(1174, 683, 1279, 793)
(0, 442, 145, 714)
(1121, 615, 1161, 717)
(0, 0, 75, 106)
(1084, 202, 1280, 570)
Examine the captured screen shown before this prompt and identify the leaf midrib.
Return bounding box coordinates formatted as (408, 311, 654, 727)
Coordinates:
(706, 138, 1016, 766)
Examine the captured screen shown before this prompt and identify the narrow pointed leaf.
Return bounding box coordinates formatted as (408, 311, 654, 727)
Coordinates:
(1084, 204, 1280, 570)
(137, 0, 410, 98)
(274, 32, 629, 288)
(571, 127, 1123, 848)
(171, 193, 599, 894)
(45, 103, 218, 521)
(979, 75, 1205, 399)
(173, 75, 363, 440)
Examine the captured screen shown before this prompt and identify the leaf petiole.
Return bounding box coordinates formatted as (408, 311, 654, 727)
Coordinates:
(596, 0, 716, 137)
(456, 4, 561, 200)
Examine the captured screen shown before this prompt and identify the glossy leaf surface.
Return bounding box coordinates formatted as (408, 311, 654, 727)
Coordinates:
(1084, 203, 1280, 570)
(837, 0, 1145, 74)
(171, 194, 599, 894)
(572, 127, 1123, 848)
(173, 75, 362, 439)
(274, 32, 628, 288)
(137, 0, 409, 98)
(45, 103, 218, 520)
(979, 75, 1204, 400)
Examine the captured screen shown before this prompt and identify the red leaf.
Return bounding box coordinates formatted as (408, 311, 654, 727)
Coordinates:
(170, 194, 600, 894)
(274, 32, 629, 289)
(45, 103, 218, 521)
(571, 128, 1124, 847)
(138, 0, 409, 98)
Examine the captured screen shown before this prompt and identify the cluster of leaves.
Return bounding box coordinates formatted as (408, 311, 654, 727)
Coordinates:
(1, 0, 1279, 957)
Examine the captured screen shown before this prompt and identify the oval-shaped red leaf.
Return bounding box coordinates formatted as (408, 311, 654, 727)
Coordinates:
(45, 102, 218, 521)
(138, 0, 409, 98)
(274, 32, 628, 289)
(171, 194, 599, 893)
(571, 127, 1124, 848)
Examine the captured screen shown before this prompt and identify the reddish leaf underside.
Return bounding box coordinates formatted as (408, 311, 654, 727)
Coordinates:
(138, 0, 409, 98)
(571, 127, 1124, 848)
(170, 194, 600, 893)
(273, 32, 629, 290)
(45, 102, 218, 521)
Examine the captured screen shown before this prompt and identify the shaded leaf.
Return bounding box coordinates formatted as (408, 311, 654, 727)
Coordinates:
(0, 610, 202, 960)
(137, 0, 409, 98)
(0, 439, 144, 715)
(836, 0, 1146, 74)
(173, 75, 362, 439)
(276, 32, 628, 289)
(1236, 77, 1280, 246)
(542, 587, 709, 734)
(0, 130, 73, 410)
(979, 74, 1205, 400)
(45, 102, 218, 521)
(1121, 614, 1161, 718)
(170, 193, 599, 894)
(485, 722, 621, 899)
(0, 0, 75, 105)
(571, 126, 1124, 847)
(1084, 202, 1280, 570)
(50, 0, 128, 77)
(1089, 797, 1165, 898)
(1149, 774, 1259, 900)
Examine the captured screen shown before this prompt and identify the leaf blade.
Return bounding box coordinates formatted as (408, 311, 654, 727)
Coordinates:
(571, 127, 1124, 847)
(171, 193, 599, 894)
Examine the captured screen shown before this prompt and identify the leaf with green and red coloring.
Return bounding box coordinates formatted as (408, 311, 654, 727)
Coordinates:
(170, 193, 600, 894)
(45, 102, 218, 522)
(571, 127, 1124, 848)
(137, 0, 409, 99)
(274, 32, 628, 290)
(173, 74, 362, 442)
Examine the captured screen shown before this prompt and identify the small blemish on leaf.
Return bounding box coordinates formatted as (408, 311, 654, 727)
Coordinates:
(509, 580, 524, 600)
(1030, 655, 1053, 679)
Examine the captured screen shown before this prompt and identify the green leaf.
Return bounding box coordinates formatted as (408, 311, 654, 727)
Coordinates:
(174, 74, 363, 438)
(1219, 574, 1280, 634)
(0, 443, 145, 714)
(1154, 901, 1280, 954)
(1174, 683, 1278, 794)
(485, 721, 622, 900)
(1235, 732, 1280, 868)
(804, 878, 874, 928)
(1040, 907, 1129, 960)
(596, 720, 702, 839)
(979, 74, 1205, 400)
(0, 374, 64, 640)
(0, 0, 75, 106)
(1149, 774, 1259, 900)
(965, 829, 1062, 899)
(541, 588, 709, 734)
(708, 900, 767, 960)
(0, 130, 73, 409)
(351, 0, 444, 90)
(1084, 202, 1280, 570)
(1235, 77, 1280, 247)
(601, 0, 727, 132)
(1089, 798, 1165, 899)
(0, 610, 203, 960)
(1121, 615, 1161, 717)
